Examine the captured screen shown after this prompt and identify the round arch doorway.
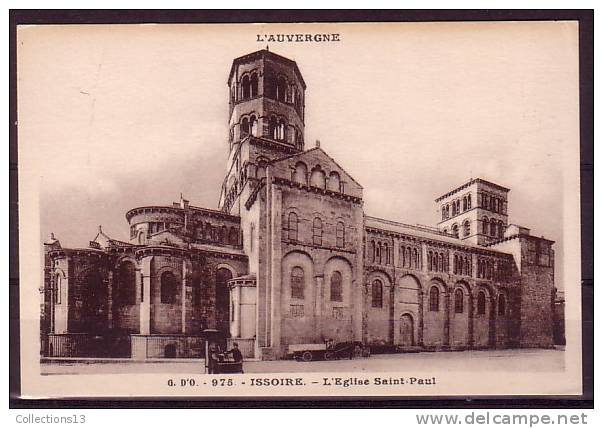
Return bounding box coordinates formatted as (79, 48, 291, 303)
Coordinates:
(215, 267, 233, 337)
(399, 313, 415, 347)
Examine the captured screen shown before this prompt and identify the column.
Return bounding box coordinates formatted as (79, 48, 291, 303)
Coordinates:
(139, 257, 152, 335)
(263, 170, 273, 349)
(418, 289, 424, 347)
(235, 284, 242, 338)
(54, 260, 70, 334)
(315, 275, 324, 318)
(314, 275, 324, 341)
(393, 238, 399, 268)
(269, 184, 283, 352)
(468, 290, 475, 349)
(443, 286, 451, 348)
(421, 243, 428, 273)
(181, 259, 188, 334)
(489, 293, 497, 348)
(106, 271, 114, 330)
(389, 281, 395, 345)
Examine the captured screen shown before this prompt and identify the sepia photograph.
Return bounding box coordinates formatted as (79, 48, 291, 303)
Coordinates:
(15, 19, 584, 399)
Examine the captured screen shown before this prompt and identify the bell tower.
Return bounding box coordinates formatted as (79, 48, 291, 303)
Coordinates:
(219, 49, 307, 214)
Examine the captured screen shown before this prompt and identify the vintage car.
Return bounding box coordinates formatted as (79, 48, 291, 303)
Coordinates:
(288, 340, 370, 362)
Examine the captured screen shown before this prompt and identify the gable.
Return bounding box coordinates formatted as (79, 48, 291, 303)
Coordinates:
(270, 147, 363, 199)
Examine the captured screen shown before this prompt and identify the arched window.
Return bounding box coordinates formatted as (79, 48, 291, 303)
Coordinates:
(463, 220, 470, 237)
(327, 171, 341, 192)
(310, 166, 326, 188)
(370, 240, 375, 262)
(438, 253, 444, 272)
(452, 224, 459, 238)
(428, 251, 433, 271)
(241, 117, 249, 138)
(117, 261, 137, 305)
(336, 221, 345, 248)
(160, 271, 177, 304)
(490, 221, 497, 237)
(429, 286, 440, 311)
(371, 279, 383, 308)
(453, 255, 458, 274)
(291, 266, 305, 299)
(467, 194, 472, 209)
(454, 288, 464, 313)
(405, 247, 411, 268)
(293, 161, 307, 185)
(241, 75, 251, 99)
(413, 248, 419, 269)
(463, 196, 468, 211)
(441, 206, 446, 221)
(269, 116, 278, 139)
(451, 202, 456, 216)
(276, 76, 287, 102)
(482, 217, 489, 235)
(330, 271, 343, 302)
(312, 217, 322, 246)
(54, 274, 62, 304)
(498, 293, 506, 316)
(498, 221, 504, 238)
(288, 212, 298, 241)
(249, 115, 258, 136)
(250, 73, 258, 97)
(446, 204, 450, 218)
(477, 291, 487, 315)
(215, 268, 233, 333)
(277, 119, 286, 141)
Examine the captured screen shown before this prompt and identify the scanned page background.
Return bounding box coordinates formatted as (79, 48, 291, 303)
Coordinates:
(17, 22, 581, 398)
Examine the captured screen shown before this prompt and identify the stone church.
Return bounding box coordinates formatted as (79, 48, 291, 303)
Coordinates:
(41, 49, 556, 360)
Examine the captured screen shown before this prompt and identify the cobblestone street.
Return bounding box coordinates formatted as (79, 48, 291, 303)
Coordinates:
(42, 348, 565, 375)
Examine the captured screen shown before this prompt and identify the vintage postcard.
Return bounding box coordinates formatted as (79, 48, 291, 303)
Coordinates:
(16, 21, 582, 398)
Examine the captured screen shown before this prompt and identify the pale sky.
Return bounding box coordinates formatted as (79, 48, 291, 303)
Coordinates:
(17, 22, 579, 287)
